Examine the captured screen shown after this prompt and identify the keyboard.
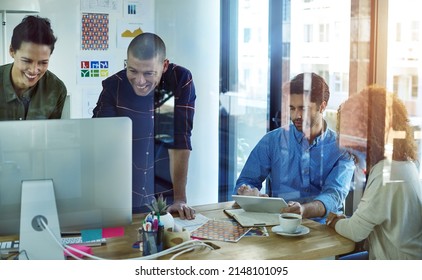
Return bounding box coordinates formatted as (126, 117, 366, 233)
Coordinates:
(0, 237, 107, 254)
(0, 240, 20, 254)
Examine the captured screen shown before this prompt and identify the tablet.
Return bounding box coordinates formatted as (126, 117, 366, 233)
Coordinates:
(232, 195, 288, 213)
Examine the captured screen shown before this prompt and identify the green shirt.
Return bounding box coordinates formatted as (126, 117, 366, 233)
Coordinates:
(0, 63, 67, 120)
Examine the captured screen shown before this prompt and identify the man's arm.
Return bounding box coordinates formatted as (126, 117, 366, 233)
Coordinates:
(234, 133, 274, 194)
(282, 200, 326, 218)
(167, 149, 195, 219)
(92, 89, 116, 117)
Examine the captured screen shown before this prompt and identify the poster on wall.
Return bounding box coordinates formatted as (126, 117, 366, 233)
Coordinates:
(82, 87, 102, 118)
(81, 13, 110, 51)
(77, 53, 113, 85)
(117, 0, 154, 48)
(117, 20, 152, 49)
(80, 0, 122, 13)
(123, 0, 154, 18)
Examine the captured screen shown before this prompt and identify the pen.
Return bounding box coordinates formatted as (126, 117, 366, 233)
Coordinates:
(156, 224, 164, 248)
(144, 222, 152, 232)
(153, 218, 158, 231)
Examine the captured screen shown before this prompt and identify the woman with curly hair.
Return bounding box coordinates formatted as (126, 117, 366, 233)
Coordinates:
(326, 85, 422, 259)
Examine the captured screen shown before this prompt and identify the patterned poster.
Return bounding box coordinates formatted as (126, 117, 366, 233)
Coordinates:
(81, 13, 109, 50)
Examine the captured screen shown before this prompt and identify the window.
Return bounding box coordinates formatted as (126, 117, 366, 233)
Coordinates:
(220, 0, 422, 207)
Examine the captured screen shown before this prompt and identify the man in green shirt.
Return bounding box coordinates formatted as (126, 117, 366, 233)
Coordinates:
(0, 16, 66, 120)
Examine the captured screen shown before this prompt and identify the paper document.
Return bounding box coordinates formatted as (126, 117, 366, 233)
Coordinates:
(173, 213, 209, 232)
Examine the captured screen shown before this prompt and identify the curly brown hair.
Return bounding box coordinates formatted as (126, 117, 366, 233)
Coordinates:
(337, 85, 417, 170)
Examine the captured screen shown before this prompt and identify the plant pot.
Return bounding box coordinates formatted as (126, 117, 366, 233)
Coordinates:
(164, 228, 190, 249)
(147, 212, 174, 231)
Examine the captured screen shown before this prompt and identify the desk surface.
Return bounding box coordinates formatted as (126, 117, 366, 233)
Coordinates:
(92, 201, 355, 260)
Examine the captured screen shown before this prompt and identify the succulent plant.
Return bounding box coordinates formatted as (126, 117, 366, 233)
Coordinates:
(146, 194, 169, 215)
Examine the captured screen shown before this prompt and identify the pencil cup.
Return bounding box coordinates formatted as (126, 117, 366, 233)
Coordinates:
(164, 228, 190, 249)
(142, 230, 163, 256)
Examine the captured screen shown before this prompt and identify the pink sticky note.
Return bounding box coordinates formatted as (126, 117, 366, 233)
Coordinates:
(102, 227, 124, 238)
(64, 245, 92, 258)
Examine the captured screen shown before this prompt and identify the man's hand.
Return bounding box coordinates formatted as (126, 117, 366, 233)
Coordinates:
(237, 184, 268, 197)
(167, 200, 196, 220)
(281, 201, 304, 215)
(281, 200, 326, 219)
(326, 212, 346, 228)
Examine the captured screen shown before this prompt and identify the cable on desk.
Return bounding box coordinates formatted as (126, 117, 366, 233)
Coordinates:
(38, 217, 86, 260)
(37, 216, 214, 260)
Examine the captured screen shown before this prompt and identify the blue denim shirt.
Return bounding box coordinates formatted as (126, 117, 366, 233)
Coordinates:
(235, 123, 355, 217)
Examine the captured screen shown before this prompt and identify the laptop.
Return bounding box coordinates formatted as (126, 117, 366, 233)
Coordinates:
(232, 195, 288, 213)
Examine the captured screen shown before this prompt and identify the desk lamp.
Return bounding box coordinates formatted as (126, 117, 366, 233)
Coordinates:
(0, 0, 40, 64)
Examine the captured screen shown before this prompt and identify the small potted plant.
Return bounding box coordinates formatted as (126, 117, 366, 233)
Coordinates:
(145, 194, 174, 231)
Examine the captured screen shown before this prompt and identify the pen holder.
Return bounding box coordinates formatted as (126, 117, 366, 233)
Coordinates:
(164, 228, 190, 249)
(142, 229, 163, 256)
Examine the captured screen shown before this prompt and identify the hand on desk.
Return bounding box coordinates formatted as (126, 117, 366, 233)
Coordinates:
(168, 200, 196, 220)
(237, 184, 268, 197)
(326, 212, 346, 228)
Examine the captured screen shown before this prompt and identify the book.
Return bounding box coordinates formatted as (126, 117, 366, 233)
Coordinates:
(190, 219, 251, 242)
(244, 226, 269, 237)
(224, 208, 280, 227)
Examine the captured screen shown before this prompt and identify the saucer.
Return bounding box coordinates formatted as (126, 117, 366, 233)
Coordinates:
(271, 225, 310, 237)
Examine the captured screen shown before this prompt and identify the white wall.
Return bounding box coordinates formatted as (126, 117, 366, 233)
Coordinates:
(1, 0, 220, 206)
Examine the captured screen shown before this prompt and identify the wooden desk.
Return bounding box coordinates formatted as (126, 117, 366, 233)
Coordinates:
(92, 201, 355, 260)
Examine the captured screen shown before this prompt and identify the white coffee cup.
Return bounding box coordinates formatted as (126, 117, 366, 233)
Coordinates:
(279, 213, 302, 233)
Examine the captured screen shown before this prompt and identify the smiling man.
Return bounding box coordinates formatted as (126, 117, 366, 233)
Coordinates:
(93, 33, 196, 219)
(0, 16, 67, 120)
(234, 73, 355, 222)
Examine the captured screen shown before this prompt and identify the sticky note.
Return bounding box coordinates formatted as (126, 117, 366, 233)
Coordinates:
(64, 245, 92, 258)
(80, 229, 102, 242)
(102, 227, 124, 238)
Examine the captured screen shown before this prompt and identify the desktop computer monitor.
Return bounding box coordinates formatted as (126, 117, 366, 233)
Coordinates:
(0, 117, 132, 259)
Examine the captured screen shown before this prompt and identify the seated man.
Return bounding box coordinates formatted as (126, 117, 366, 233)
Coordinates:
(234, 73, 355, 221)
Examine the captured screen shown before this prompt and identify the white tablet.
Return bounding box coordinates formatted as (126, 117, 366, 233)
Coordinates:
(232, 195, 288, 213)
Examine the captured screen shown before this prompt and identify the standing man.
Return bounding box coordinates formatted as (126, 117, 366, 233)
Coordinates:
(93, 33, 196, 219)
(0, 16, 67, 120)
(235, 73, 355, 221)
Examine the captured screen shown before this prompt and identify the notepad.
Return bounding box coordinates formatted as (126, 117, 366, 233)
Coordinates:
(190, 219, 251, 242)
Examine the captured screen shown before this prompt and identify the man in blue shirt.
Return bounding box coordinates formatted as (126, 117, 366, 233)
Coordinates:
(234, 73, 355, 220)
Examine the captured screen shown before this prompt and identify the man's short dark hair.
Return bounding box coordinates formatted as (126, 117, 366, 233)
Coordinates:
(127, 32, 166, 61)
(11, 16, 57, 54)
(289, 72, 330, 106)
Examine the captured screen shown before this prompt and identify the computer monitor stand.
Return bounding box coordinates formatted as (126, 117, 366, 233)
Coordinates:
(19, 179, 64, 260)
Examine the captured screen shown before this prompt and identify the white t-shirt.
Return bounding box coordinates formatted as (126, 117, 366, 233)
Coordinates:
(335, 159, 422, 259)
